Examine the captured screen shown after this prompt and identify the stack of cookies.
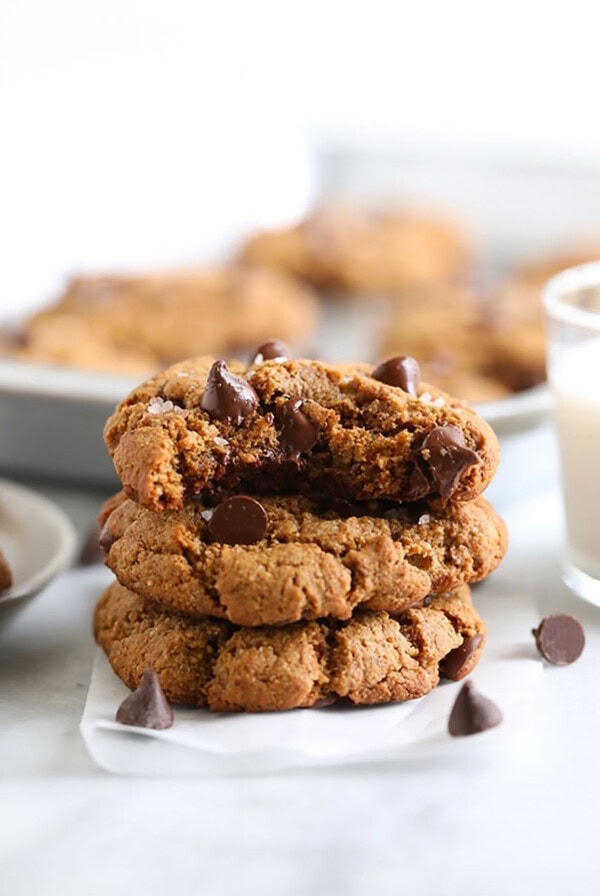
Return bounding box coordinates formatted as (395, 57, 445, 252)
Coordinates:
(95, 345, 507, 713)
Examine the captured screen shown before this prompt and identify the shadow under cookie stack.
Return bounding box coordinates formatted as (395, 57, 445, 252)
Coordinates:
(95, 344, 507, 714)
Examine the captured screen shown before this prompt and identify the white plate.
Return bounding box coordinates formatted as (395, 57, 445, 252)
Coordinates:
(0, 478, 77, 605)
(475, 384, 551, 434)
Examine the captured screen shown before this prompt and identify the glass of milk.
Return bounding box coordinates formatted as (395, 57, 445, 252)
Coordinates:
(544, 261, 600, 606)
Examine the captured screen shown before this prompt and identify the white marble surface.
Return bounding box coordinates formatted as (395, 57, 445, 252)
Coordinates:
(2, 424, 600, 895)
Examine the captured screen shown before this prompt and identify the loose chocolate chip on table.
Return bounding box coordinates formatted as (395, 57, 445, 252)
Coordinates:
(440, 633, 484, 681)
(371, 356, 421, 396)
(533, 614, 585, 666)
(420, 425, 480, 496)
(116, 670, 174, 730)
(208, 495, 269, 545)
(279, 398, 319, 459)
(448, 680, 502, 737)
(251, 340, 291, 364)
(200, 360, 259, 423)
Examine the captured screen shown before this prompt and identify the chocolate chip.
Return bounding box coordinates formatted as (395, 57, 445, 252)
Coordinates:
(251, 340, 291, 364)
(448, 680, 502, 737)
(372, 356, 421, 396)
(440, 633, 484, 681)
(208, 495, 269, 545)
(533, 614, 585, 666)
(99, 523, 116, 553)
(279, 398, 319, 460)
(403, 461, 432, 502)
(420, 425, 480, 496)
(77, 525, 104, 565)
(116, 670, 174, 730)
(200, 360, 259, 423)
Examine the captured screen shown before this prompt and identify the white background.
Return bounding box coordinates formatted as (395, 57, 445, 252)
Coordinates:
(3, 0, 600, 312)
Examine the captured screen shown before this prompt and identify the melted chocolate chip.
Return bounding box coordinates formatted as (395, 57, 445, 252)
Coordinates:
(448, 680, 503, 737)
(78, 525, 104, 565)
(533, 614, 585, 666)
(251, 340, 291, 364)
(440, 633, 484, 681)
(420, 425, 480, 496)
(279, 398, 319, 460)
(116, 670, 174, 730)
(372, 356, 421, 396)
(200, 360, 259, 423)
(208, 495, 269, 545)
(99, 523, 116, 553)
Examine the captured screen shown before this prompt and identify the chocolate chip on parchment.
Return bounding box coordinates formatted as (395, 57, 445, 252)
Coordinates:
(440, 633, 484, 681)
(420, 425, 480, 496)
(532, 614, 585, 666)
(116, 670, 174, 730)
(279, 398, 319, 459)
(448, 680, 502, 737)
(371, 356, 421, 396)
(208, 495, 269, 545)
(200, 360, 259, 423)
(251, 340, 291, 364)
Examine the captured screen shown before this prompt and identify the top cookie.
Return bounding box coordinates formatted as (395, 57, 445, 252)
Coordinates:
(104, 354, 499, 510)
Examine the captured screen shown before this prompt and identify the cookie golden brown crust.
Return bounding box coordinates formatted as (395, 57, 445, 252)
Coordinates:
(104, 356, 499, 511)
(94, 582, 486, 712)
(0, 548, 12, 593)
(100, 493, 507, 626)
(8, 268, 319, 376)
(239, 207, 471, 295)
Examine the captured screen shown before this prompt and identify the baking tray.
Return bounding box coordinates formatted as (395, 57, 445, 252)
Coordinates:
(2, 147, 596, 485)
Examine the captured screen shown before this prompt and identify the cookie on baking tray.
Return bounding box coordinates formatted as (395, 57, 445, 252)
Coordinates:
(238, 206, 471, 295)
(104, 354, 499, 511)
(7, 268, 319, 376)
(99, 491, 507, 627)
(94, 581, 486, 712)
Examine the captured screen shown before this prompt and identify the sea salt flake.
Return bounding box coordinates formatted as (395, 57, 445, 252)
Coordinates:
(147, 397, 175, 415)
(200, 509, 214, 522)
(214, 437, 229, 446)
(433, 396, 446, 407)
(420, 392, 433, 404)
(418, 514, 431, 525)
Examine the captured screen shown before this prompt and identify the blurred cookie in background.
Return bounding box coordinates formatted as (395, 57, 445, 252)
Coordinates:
(3, 267, 319, 376)
(379, 283, 546, 405)
(239, 205, 472, 296)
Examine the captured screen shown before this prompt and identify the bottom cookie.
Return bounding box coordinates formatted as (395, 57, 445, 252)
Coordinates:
(94, 581, 486, 713)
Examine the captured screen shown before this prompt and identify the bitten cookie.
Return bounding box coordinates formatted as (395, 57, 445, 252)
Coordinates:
(104, 354, 499, 511)
(0, 548, 12, 593)
(94, 581, 486, 712)
(238, 206, 471, 295)
(100, 492, 507, 626)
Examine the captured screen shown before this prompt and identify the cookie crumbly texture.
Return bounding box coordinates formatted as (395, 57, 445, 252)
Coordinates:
(6, 268, 318, 376)
(94, 581, 486, 712)
(0, 548, 12, 593)
(101, 492, 507, 626)
(104, 356, 499, 511)
(238, 206, 471, 295)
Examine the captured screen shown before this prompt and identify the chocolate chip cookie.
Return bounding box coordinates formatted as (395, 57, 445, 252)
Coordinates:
(8, 267, 319, 376)
(94, 581, 486, 712)
(104, 354, 499, 511)
(100, 492, 507, 626)
(239, 206, 471, 295)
